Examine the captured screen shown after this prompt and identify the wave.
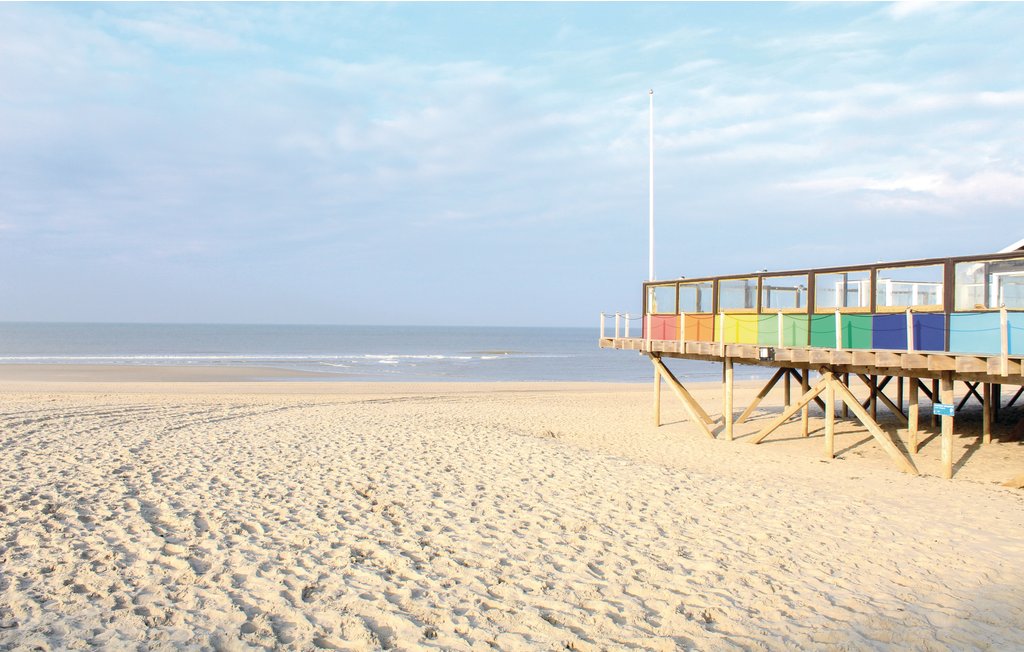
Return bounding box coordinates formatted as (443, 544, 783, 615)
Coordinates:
(0, 352, 577, 363)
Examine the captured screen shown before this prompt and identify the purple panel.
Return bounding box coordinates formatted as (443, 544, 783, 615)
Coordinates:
(872, 314, 906, 350)
(914, 313, 946, 351)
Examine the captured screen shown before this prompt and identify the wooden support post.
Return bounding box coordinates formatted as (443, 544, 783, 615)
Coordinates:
(777, 310, 784, 348)
(828, 374, 919, 475)
(650, 357, 716, 439)
(995, 384, 1002, 422)
(750, 375, 829, 445)
(855, 374, 908, 425)
(842, 373, 849, 418)
(736, 368, 786, 424)
(860, 375, 892, 410)
(870, 374, 878, 421)
(654, 364, 661, 427)
(908, 376, 919, 454)
(983, 382, 992, 445)
(897, 376, 904, 414)
(724, 357, 734, 441)
(801, 367, 810, 437)
(906, 308, 915, 351)
(825, 372, 836, 459)
(784, 370, 792, 407)
(931, 379, 940, 427)
(941, 371, 954, 479)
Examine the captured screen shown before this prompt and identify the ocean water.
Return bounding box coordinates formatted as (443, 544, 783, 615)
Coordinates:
(0, 322, 739, 383)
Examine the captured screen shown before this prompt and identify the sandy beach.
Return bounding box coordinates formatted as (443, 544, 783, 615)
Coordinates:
(2, 368, 1023, 650)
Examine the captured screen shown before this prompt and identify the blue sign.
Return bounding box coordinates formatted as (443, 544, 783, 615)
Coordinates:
(933, 403, 955, 417)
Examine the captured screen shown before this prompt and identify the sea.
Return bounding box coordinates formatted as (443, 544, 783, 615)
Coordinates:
(0, 322, 754, 383)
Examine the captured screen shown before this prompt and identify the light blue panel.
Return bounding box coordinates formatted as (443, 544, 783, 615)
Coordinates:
(1012, 312, 1024, 355)
(948, 313, 1000, 355)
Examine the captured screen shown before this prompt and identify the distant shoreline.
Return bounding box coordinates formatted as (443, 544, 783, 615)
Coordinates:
(0, 363, 665, 386)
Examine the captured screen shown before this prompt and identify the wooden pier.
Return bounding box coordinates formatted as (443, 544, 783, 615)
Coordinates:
(601, 249, 1024, 479)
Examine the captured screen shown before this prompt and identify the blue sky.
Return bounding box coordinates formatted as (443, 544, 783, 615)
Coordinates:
(1, 2, 1021, 326)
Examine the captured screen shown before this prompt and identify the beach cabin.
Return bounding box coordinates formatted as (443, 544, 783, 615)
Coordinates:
(600, 245, 1024, 479)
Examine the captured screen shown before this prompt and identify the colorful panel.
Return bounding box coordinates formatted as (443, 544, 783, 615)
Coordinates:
(841, 314, 873, 349)
(722, 314, 759, 344)
(872, 314, 906, 350)
(757, 314, 779, 346)
(809, 314, 837, 348)
(1012, 313, 1024, 355)
(872, 313, 947, 351)
(950, 312, 1024, 354)
(782, 314, 809, 347)
(648, 315, 679, 341)
(914, 313, 946, 352)
(684, 314, 717, 342)
(949, 313, 1000, 354)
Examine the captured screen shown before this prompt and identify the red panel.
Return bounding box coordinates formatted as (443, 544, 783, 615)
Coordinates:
(648, 315, 679, 341)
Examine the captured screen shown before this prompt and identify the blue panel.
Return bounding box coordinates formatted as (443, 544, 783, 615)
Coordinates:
(1011, 313, 1024, 356)
(872, 314, 906, 350)
(914, 313, 946, 352)
(948, 313, 1000, 355)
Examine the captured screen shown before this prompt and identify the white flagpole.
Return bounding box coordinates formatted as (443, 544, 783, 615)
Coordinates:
(648, 89, 655, 282)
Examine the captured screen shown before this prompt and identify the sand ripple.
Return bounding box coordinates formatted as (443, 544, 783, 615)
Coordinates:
(1, 388, 1023, 650)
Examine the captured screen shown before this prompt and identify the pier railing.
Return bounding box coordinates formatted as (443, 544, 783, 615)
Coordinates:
(602, 250, 1024, 361)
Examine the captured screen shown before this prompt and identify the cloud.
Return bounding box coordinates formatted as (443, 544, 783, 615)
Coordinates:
(111, 16, 245, 52)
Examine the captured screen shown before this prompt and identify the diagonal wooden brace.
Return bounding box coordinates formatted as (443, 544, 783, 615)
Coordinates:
(830, 375, 918, 475)
(750, 375, 829, 445)
(736, 368, 787, 424)
(956, 381, 983, 411)
(651, 357, 717, 439)
(788, 368, 828, 413)
(856, 374, 908, 425)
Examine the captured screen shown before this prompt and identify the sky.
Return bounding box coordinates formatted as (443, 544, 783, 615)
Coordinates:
(0, 2, 1022, 327)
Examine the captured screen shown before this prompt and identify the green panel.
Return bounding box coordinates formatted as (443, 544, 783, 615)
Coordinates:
(782, 314, 809, 347)
(757, 314, 779, 345)
(809, 314, 836, 348)
(841, 314, 873, 349)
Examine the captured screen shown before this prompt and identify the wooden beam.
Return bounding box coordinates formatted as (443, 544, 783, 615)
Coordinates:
(956, 356, 988, 373)
(736, 368, 786, 424)
(917, 378, 934, 401)
(825, 372, 836, 459)
(750, 377, 829, 445)
(842, 373, 850, 419)
(860, 375, 892, 410)
(855, 374, 908, 425)
(897, 376, 904, 414)
(654, 365, 661, 427)
(651, 357, 716, 439)
(1006, 385, 1024, 410)
(931, 379, 940, 427)
(724, 358, 735, 441)
(983, 382, 992, 445)
(789, 368, 828, 412)
(956, 381, 982, 412)
(941, 371, 954, 479)
(828, 375, 919, 475)
(784, 370, 791, 407)
(908, 376, 920, 454)
(870, 374, 878, 421)
(801, 366, 810, 437)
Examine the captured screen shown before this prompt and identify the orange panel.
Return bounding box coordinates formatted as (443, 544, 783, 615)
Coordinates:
(684, 314, 717, 342)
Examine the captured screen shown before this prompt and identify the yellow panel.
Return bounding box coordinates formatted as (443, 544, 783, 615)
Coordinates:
(722, 314, 759, 344)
